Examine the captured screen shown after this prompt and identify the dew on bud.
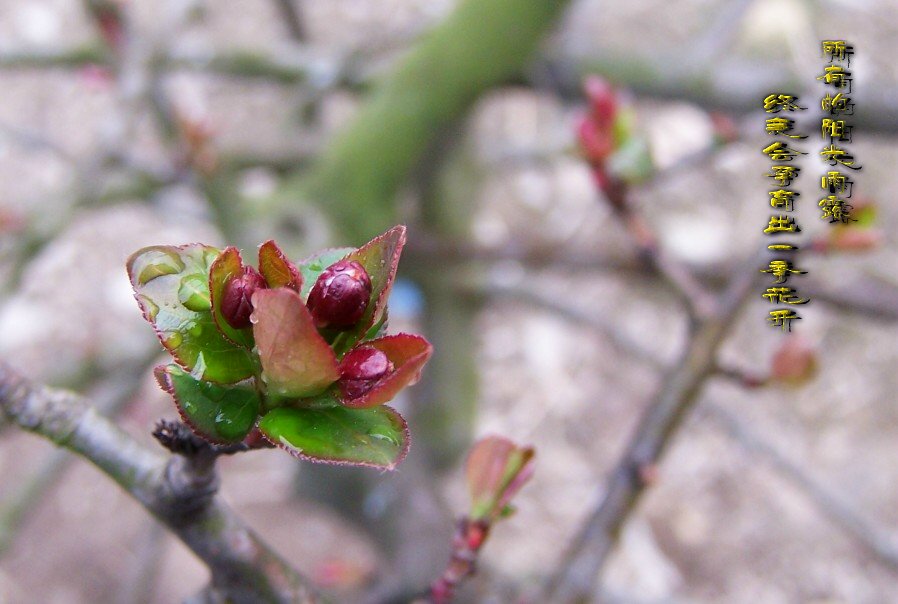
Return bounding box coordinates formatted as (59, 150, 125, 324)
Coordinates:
(221, 266, 266, 329)
(339, 346, 393, 399)
(307, 260, 372, 330)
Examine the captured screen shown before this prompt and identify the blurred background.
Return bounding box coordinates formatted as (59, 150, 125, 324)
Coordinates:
(1, 0, 897, 602)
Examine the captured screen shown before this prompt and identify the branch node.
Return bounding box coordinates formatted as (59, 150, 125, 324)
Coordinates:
(153, 419, 208, 456)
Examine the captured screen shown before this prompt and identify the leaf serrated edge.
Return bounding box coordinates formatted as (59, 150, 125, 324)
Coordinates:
(259, 405, 410, 470)
(153, 364, 257, 445)
(346, 225, 407, 338)
(128, 244, 254, 384)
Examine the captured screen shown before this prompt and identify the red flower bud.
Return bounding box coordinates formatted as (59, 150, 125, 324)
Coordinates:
(221, 266, 266, 329)
(577, 115, 614, 164)
(307, 260, 372, 329)
(583, 75, 617, 125)
(339, 346, 394, 399)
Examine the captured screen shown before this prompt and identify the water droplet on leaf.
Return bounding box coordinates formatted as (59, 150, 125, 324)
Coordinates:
(165, 332, 183, 349)
(366, 426, 399, 447)
(138, 295, 159, 321)
(136, 249, 185, 284)
(178, 274, 212, 311)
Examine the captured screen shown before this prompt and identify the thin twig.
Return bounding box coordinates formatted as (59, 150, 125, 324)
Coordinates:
(116, 521, 167, 604)
(702, 402, 898, 570)
(0, 361, 318, 603)
(603, 182, 716, 321)
(429, 518, 490, 603)
(501, 267, 898, 580)
(272, 0, 307, 42)
(542, 248, 768, 603)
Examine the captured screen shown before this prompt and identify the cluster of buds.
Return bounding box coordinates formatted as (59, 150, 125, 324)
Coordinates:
(128, 226, 431, 469)
(220, 258, 373, 333)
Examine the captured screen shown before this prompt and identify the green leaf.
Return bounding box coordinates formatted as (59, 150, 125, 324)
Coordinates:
(155, 364, 260, 444)
(251, 288, 340, 397)
(298, 247, 354, 300)
(128, 245, 256, 384)
(853, 203, 877, 227)
(208, 247, 254, 349)
(259, 405, 410, 469)
(608, 136, 653, 184)
(258, 240, 303, 291)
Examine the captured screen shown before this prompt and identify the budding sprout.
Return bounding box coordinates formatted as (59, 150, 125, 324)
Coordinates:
(306, 260, 372, 329)
(339, 346, 393, 399)
(220, 266, 266, 329)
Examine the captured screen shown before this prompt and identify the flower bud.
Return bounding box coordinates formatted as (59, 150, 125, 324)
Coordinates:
(221, 266, 266, 329)
(771, 336, 818, 386)
(339, 346, 393, 399)
(307, 260, 372, 329)
(577, 115, 614, 164)
(583, 75, 617, 125)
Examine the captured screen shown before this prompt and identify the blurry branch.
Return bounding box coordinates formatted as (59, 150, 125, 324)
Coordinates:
(0, 447, 70, 556)
(0, 45, 110, 69)
(0, 45, 365, 91)
(703, 402, 898, 571)
(684, 0, 756, 68)
(506, 230, 898, 598)
(117, 522, 167, 604)
(606, 184, 716, 320)
(509, 273, 898, 579)
(712, 362, 768, 389)
(406, 234, 640, 274)
(272, 0, 307, 42)
(410, 234, 898, 325)
(802, 274, 898, 322)
(456, 276, 662, 370)
(543, 248, 767, 603)
(0, 361, 318, 604)
(533, 50, 898, 134)
(273, 0, 574, 242)
(0, 120, 77, 163)
(493, 263, 898, 580)
(0, 355, 157, 557)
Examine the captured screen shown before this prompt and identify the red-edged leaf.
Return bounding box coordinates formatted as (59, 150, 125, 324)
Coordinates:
(258, 405, 410, 470)
(155, 364, 260, 444)
(209, 247, 254, 348)
(341, 333, 432, 409)
(127, 244, 255, 384)
(466, 436, 535, 522)
(259, 240, 302, 291)
(343, 225, 406, 342)
(251, 288, 340, 397)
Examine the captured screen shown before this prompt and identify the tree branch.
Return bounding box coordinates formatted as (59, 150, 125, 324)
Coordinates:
(703, 402, 898, 571)
(0, 361, 318, 604)
(534, 50, 898, 134)
(272, 0, 307, 43)
(542, 248, 767, 603)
